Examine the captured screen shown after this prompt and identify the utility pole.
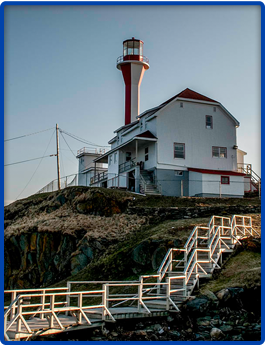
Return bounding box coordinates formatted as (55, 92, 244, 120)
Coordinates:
(56, 124, 61, 190)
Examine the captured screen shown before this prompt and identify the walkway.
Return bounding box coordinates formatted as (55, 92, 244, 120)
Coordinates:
(4, 214, 259, 341)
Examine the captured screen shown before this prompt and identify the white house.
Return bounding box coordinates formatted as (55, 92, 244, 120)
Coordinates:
(77, 38, 259, 198)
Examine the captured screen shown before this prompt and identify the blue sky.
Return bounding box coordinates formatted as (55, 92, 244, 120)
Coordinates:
(4, 4, 261, 204)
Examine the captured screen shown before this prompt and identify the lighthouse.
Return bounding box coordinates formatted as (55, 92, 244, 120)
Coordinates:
(117, 38, 149, 126)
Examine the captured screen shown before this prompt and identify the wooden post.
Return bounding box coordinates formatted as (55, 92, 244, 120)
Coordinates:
(56, 124, 61, 190)
(219, 181, 222, 198)
(11, 291, 16, 321)
(40, 290, 45, 319)
(166, 278, 170, 310)
(181, 180, 183, 197)
(16, 298, 22, 333)
(169, 250, 173, 272)
(49, 295, 55, 328)
(138, 278, 143, 312)
(66, 282, 71, 316)
(78, 293, 82, 324)
(102, 285, 107, 320)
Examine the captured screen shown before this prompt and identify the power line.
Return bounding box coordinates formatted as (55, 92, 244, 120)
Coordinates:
(60, 129, 110, 148)
(4, 155, 55, 167)
(4, 127, 54, 142)
(15, 130, 56, 200)
(60, 130, 77, 158)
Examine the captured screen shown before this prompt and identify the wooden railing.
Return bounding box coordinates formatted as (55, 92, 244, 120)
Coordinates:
(4, 215, 259, 341)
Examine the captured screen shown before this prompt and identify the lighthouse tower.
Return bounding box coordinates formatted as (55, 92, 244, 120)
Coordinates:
(117, 38, 149, 126)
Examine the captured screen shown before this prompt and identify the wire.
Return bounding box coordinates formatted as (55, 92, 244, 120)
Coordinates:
(60, 129, 110, 148)
(15, 130, 56, 200)
(60, 131, 77, 158)
(4, 127, 54, 142)
(4, 155, 54, 166)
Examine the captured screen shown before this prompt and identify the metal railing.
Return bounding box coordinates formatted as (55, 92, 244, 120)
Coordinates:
(116, 55, 149, 65)
(37, 174, 77, 194)
(90, 171, 108, 184)
(119, 159, 136, 173)
(77, 147, 106, 156)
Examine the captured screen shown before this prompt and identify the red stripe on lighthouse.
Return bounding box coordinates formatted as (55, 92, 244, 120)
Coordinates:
(121, 64, 132, 125)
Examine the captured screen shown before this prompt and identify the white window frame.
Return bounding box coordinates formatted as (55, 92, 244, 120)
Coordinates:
(212, 146, 227, 158)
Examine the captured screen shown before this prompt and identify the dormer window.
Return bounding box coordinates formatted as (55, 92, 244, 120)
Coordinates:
(140, 121, 143, 131)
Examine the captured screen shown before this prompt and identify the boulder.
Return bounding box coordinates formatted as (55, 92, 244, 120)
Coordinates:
(210, 327, 224, 340)
(186, 297, 210, 314)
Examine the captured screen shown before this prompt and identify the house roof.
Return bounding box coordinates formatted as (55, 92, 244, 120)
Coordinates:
(160, 88, 217, 106)
(137, 88, 239, 127)
(114, 120, 139, 133)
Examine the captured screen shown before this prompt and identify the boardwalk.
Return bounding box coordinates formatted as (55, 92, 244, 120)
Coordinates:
(4, 215, 259, 341)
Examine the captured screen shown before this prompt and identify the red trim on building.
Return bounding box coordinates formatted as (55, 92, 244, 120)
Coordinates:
(188, 168, 245, 176)
(121, 64, 132, 125)
(135, 130, 157, 139)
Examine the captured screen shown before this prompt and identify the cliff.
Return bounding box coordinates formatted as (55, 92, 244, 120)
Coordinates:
(4, 187, 261, 289)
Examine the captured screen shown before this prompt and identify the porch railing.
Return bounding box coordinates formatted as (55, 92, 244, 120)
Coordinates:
(119, 159, 136, 173)
(90, 171, 108, 184)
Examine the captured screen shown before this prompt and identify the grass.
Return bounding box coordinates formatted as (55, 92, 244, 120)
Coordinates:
(200, 251, 261, 293)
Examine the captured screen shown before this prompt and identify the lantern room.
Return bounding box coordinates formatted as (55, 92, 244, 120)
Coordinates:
(117, 37, 149, 70)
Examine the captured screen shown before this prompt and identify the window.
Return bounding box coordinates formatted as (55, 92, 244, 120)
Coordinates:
(212, 147, 227, 158)
(206, 115, 213, 129)
(221, 176, 230, 184)
(114, 152, 117, 164)
(213, 107, 216, 112)
(140, 121, 143, 131)
(175, 171, 183, 176)
(109, 155, 112, 165)
(126, 152, 131, 161)
(174, 143, 185, 159)
(180, 102, 183, 108)
(145, 147, 149, 161)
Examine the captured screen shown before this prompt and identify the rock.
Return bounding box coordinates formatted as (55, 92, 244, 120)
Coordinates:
(220, 325, 233, 333)
(152, 247, 167, 270)
(186, 297, 209, 314)
(216, 288, 231, 302)
(168, 330, 181, 339)
(152, 324, 163, 332)
(202, 290, 218, 301)
(197, 320, 210, 326)
(210, 328, 224, 340)
(210, 319, 220, 326)
(150, 334, 159, 341)
(167, 315, 174, 323)
(131, 241, 151, 265)
(111, 332, 118, 337)
(232, 334, 244, 341)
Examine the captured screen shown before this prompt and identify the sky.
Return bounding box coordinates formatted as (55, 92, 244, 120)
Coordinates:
(4, 4, 261, 205)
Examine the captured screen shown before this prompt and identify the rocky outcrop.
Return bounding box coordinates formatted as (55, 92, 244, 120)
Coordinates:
(4, 231, 113, 289)
(127, 205, 261, 223)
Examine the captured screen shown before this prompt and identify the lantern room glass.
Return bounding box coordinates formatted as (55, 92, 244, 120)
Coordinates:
(123, 40, 143, 56)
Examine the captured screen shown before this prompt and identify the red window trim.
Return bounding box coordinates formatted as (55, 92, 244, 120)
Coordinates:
(221, 176, 230, 184)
